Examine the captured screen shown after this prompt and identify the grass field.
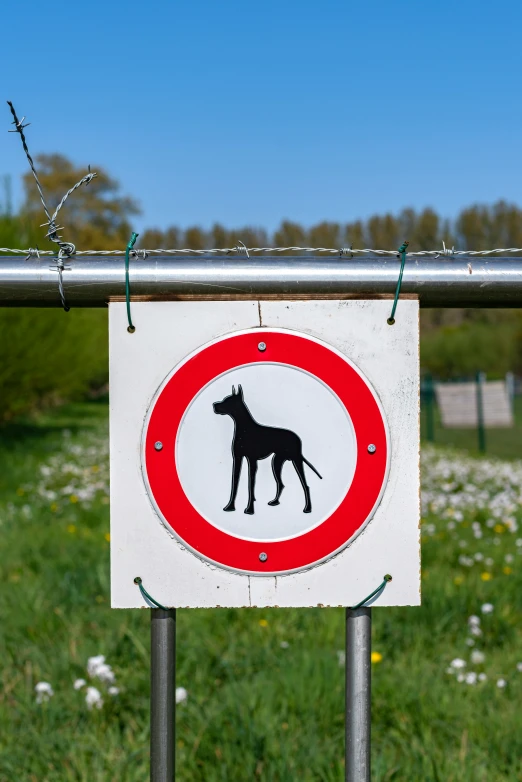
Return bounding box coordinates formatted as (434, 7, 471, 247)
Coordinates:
(2, 403, 522, 781)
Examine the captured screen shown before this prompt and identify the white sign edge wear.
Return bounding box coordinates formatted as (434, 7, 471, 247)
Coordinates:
(140, 327, 392, 577)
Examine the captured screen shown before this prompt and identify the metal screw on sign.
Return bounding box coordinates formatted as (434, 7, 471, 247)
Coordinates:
(258, 341, 267, 352)
(367, 444, 376, 454)
(259, 552, 268, 562)
(154, 441, 163, 451)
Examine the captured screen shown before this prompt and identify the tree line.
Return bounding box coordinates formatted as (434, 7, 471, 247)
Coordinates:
(2, 154, 522, 254)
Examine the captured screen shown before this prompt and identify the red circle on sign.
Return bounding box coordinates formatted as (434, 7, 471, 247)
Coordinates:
(143, 329, 389, 574)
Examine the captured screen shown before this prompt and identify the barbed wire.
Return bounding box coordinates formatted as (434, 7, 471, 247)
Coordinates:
(1, 245, 522, 258)
(4, 105, 522, 263)
(7, 101, 97, 309)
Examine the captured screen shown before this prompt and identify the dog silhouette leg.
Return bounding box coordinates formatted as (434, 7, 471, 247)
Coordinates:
(293, 458, 312, 513)
(268, 454, 285, 506)
(224, 454, 242, 512)
(245, 457, 257, 515)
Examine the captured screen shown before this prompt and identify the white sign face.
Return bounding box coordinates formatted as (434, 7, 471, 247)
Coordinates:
(110, 300, 420, 608)
(176, 363, 357, 542)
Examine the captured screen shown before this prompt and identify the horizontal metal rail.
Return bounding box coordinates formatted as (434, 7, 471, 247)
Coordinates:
(0, 256, 521, 307)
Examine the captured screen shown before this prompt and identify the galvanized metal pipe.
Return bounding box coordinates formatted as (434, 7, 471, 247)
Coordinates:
(346, 607, 371, 782)
(151, 609, 176, 782)
(0, 256, 521, 307)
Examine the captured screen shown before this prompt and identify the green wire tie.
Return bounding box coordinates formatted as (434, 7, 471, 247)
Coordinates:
(134, 577, 168, 610)
(349, 574, 392, 610)
(125, 231, 139, 333)
(387, 241, 409, 325)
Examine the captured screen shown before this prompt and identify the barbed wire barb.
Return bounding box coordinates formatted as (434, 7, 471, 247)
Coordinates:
(7, 101, 99, 310)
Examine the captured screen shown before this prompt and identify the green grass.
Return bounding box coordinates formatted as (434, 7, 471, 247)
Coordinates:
(1, 404, 522, 780)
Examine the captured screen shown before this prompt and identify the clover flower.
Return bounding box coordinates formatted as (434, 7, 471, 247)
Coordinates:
(471, 650, 485, 664)
(35, 682, 54, 704)
(176, 687, 188, 704)
(481, 603, 494, 614)
(74, 679, 87, 690)
(85, 686, 103, 710)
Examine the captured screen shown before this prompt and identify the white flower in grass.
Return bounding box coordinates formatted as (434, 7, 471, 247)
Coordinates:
(457, 673, 465, 683)
(478, 673, 487, 682)
(74, 679, 87, 690)
(471, 651, 485, 664)
(280, 641, 289, 649)
(516, 539, 522, 547)
(466, 638, 475, 647)
(108, 687, 120, 696)
(505, 554, 514, 564)
(485, 557, 494, 567)
(468, 615, 481, 626)
(450, 658, 466, 670)
(86, 686, 103, 710)
(35, 682, 54, 703)
(470, 626, 483, 637)
(336, 650, 346, 667)
(516, 662, 522, 672)
(474, 553, 484, 562)
(497, 678, 507, 689)
(93, 663, 115, 684)
(87, 655, 106, 677)
(481, 603, 494, 614)
(465, 672, 477, 685)
(176, 687, 188, 704)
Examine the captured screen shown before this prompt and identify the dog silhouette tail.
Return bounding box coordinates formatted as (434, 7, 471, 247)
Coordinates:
(303, 456, 322, 480)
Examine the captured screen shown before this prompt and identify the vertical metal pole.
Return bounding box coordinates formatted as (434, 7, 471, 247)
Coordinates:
(345, 607, 371, 782)
(425, 373, 435, 443)
(476, 371, 486, 454)
(151, 609, 176, 782)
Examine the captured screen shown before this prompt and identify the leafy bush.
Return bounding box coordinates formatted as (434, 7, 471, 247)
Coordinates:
(0, 309, 108, 420)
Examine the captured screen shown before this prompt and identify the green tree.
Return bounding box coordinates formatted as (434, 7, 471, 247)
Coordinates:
(22, 154, 140, 251)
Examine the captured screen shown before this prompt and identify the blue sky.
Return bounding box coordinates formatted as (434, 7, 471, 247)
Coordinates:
(3, 0, 522, 234)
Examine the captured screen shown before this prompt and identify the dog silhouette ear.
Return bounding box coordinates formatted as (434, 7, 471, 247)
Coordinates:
(237, 384, 244, 399)
(232, 385, 236, 395)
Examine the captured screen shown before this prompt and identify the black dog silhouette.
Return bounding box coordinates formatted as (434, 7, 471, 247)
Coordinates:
(213, 385, 322, 515)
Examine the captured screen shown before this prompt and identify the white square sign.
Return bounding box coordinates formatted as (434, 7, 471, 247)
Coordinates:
(110, 300, 420, 608)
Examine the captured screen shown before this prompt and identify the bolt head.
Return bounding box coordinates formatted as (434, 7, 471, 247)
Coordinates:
(258, 341, 267, 352)
(259, 552, 268, 562)
(154, 441, 163, 451)
(367, 444, 376, 454)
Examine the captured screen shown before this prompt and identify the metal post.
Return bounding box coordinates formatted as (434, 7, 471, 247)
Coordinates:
(1, 256, 522, 306)
(345, 607, 371, 782)
(425, 373, 435, 443)
(476, 371, 486, 454)
(151, 609, 176, 782)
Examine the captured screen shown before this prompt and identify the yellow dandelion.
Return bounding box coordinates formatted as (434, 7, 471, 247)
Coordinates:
(67, 524, 76, 534)
(371, 651, 383, 664)
(494, 524, 505, 534)
(454, 575, 464, 585)
(50, 502, 58, 512)
(70, 495, 79, 504)
(481, 572, 492, 581)
(259, 619, 268, 627)
(503, 566, 513, 575)
(104, 533, 111, 542)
